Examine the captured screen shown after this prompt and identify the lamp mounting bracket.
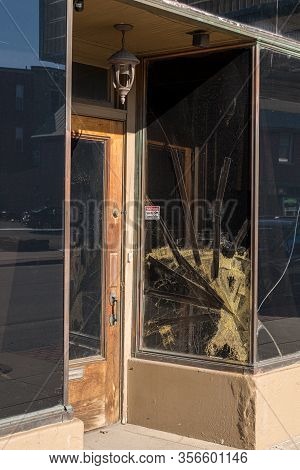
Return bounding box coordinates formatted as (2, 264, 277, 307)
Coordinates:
(114, 24, 133, 32)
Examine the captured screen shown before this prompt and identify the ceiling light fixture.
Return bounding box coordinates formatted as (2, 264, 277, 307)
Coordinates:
(73, 0, 84, 13)
(108, 24, 140, 106)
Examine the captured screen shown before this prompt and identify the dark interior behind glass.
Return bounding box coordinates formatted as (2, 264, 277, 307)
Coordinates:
(72, 62, 109, 104)
(70, 139, 104, 360)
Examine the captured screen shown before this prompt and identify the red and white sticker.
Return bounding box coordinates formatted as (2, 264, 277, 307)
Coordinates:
(145, 205, 160, 221)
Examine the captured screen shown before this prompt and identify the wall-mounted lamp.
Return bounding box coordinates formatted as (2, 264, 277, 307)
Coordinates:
(108, 24, 140, 106)
(73, 0, 84, 12)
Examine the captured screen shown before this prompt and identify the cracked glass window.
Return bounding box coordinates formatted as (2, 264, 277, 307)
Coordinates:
(258, 50, 300, 361)
(177, 1, 300, 41)
(141, 49, 252, 364)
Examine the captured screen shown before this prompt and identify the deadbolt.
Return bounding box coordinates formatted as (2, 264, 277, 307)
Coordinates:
(112, 208, 120, 219)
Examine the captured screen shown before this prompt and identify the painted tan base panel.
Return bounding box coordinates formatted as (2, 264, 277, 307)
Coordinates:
(127, 359, 300, 449)
(128, 359, 256, 449)
(0, 418, 84, 450)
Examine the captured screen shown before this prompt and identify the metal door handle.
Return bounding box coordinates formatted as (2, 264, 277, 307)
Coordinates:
(109, 292, 118, 326)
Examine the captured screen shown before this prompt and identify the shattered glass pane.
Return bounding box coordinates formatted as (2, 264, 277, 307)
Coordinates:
(142, 49, 252, 364)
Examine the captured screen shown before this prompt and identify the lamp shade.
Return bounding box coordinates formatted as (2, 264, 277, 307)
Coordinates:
(108, 48, 140, 105)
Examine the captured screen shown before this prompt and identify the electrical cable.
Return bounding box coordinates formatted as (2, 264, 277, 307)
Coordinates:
(258, 204, 300, 312)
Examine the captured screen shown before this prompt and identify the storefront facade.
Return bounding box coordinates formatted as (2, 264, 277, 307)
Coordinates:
(0, 0, 300, 450)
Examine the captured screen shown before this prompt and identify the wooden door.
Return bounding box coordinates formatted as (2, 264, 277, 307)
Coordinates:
(69, 116, 124, 431)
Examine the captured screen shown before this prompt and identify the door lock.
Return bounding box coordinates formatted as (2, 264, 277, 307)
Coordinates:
(112, 208, 120, 219)
(109, 292, 118, 326)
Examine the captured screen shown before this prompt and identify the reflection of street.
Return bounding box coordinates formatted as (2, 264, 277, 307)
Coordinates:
(258, 216, 300, 360)
(258, 316, 300, 360)
(0, 350, 63, 419)
(258, 259, 300, 360)
(0, 261, 63, 332)
(0, 220, 64, 417)
(0, 220, 63, 257)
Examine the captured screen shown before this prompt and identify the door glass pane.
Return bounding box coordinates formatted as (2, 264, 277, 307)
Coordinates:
(0, 0, 66, 419)
(258, 50, 300, 361)
(142, 49, 252, 364)
(70, 139, 104, 359)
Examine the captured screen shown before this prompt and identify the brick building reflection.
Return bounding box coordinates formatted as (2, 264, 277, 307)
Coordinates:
(0, 66, 65, 219)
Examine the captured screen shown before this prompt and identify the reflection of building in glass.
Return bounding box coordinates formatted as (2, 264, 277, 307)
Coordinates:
(0, 0, 66, 427)
(181, 1, 300, 38)
(258, 51, 300, 360)
(39, 0, 66, 64)
(260, 55, 300, 218)
(0, 66, 65, 216)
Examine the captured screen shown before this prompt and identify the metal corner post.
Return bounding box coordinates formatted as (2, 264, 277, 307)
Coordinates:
(250, 43, 260, 367)
(63, 0, 74, 408)
(133, 58, 148, 357)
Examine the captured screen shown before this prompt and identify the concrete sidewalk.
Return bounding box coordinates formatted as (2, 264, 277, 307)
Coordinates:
(85, 423, 233, 450)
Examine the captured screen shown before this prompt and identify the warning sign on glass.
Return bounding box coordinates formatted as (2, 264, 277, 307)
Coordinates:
(145, 205, 160, 221)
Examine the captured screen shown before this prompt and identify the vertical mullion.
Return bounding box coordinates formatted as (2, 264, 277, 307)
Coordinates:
(250, 43, 260, 367)
(63, 0, 73, 408)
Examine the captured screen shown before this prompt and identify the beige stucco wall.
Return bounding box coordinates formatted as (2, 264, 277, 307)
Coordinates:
(0, 418, 84, 450)
(127, 358, 300, 449)
(255, 364, 300, 449)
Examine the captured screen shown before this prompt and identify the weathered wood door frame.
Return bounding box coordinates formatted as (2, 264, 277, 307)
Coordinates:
(69, 116, 124, 430)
